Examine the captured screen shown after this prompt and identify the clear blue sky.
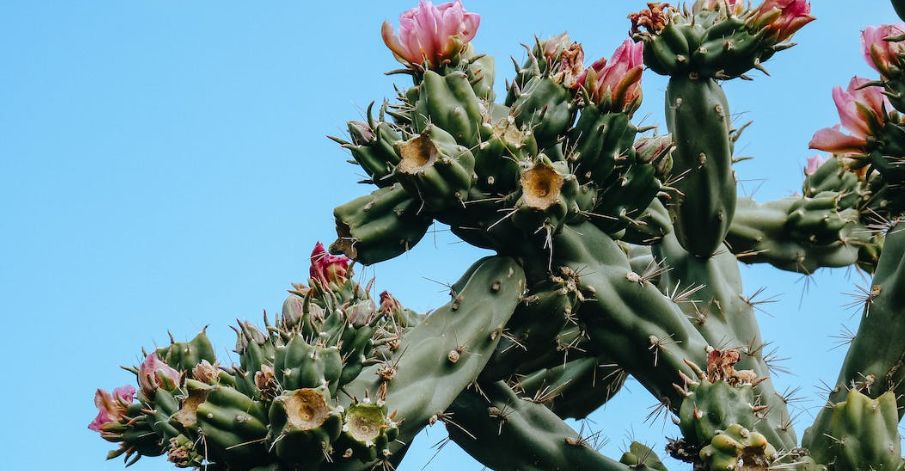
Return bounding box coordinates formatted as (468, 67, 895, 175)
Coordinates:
(0, 1, 898, 470)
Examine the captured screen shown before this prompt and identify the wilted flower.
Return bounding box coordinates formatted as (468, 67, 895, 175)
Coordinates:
(191, 359, 220, 384)
(381, 1, 480, 69)
(139, 353, 181, 398)
(88, 385, 135, 432)
(577, 39, 644, 113)
(310, 242, 350, 287)
(810, 77, 889, 156)
(804, 155, 830, 176)
(629, 2, 672, 36)
(862, 24, 905, 77)
(704, 0, 746, 15)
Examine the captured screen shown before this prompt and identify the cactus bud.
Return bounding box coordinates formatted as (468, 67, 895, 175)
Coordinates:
(138, 353, 181, 398)
(577, 40, 644, 114)
(347, 121, 376, 146)
(750, 0, 814, 43)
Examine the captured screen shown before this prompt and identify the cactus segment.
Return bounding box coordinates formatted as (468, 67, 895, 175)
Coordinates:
(155, 331, 217, 374)
(446, 380, 636, 471)
(343, 117, 403, 188)
(411, 70, 485, 147)
(395, 124, 476, 211)
(620, 441, 669, 471)
(814, 222, 905, 416)
(666, 76, 735, 257)
(511, 76, 576, 149)
(804, 390, 903, 471)
(195, 385, 269, 469)
(340, 256, 525, 457)
(273, 337, 342, 394)
(268, 387, 343, 466)
(567, 104, 637, 184)
(331, 184, 432, 265)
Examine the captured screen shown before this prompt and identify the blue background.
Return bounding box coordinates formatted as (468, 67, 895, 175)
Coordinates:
(0, 1, 897, 469)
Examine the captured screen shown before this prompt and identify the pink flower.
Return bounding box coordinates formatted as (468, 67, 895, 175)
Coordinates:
(804, 155, 829, 175)
(381, 1, 480, 68)
(138, 353, 181, 398)
(310, 242, 350, 287)
(88, 385, 135, 432)
(862, 24, 905, 76)
(752, 0, 814, 43)
(810, 77, 889, 156)
(578, 39, 644, 113)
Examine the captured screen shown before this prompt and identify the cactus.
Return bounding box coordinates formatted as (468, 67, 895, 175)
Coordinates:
(90, 1, 905, 471)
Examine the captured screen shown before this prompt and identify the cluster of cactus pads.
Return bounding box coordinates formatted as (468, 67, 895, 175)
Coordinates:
(90, 0, 905, 470)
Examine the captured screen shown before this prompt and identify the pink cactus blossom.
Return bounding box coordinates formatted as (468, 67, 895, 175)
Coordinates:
(752, 0, 814, 43)
(810, 77, 889, 156)
(862, 24, 905, 76)
(138, 353, 181, 397)
(88, 385, 135, 432)
(381, 1, 480, 68)
(310, 242, 350, 287)
(804, 155, 829, 175)
(577, 39, 644, 113)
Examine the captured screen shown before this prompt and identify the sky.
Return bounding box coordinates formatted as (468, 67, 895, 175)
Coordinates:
(0, 1, 900, 470)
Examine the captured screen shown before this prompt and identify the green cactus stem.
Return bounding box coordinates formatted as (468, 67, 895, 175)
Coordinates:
(446, 380, 637, 471)
(665, 75, 735, 258)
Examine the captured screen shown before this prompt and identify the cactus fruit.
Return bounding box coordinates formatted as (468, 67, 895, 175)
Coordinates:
(91, 2, 905, 471)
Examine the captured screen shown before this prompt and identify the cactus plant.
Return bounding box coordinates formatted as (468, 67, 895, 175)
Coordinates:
(88, 1, 905, 470)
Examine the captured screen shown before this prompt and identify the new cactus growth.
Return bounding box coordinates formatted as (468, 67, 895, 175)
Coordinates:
(90, 1, 905, 471)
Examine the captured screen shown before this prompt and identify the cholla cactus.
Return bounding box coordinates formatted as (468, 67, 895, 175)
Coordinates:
(90, 1, 905, 470)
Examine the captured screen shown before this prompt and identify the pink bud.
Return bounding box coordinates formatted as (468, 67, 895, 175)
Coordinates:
(861, 24, 905, 76)
(804, 155, 829, 175)
(88, 385, 136, 432)
(381, 1, 480, 69)
(581, 40, 644, 113)
(310, 242, 350, 287)
(753, 0, 814, 43)
(138, 353, 181, 398)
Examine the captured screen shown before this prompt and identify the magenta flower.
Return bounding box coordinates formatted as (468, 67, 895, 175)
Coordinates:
(138, 353, 181, 398)
(804, 155, 829, 175)
(577, 39, 644, 113)
(310, 242, 350, 287)
(752, 0, 814, 43)
(88, 385, 135, 432)
(810, 77, 889, 156)
(862, 24, 905, 77)
(381, 1, 480, 69)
